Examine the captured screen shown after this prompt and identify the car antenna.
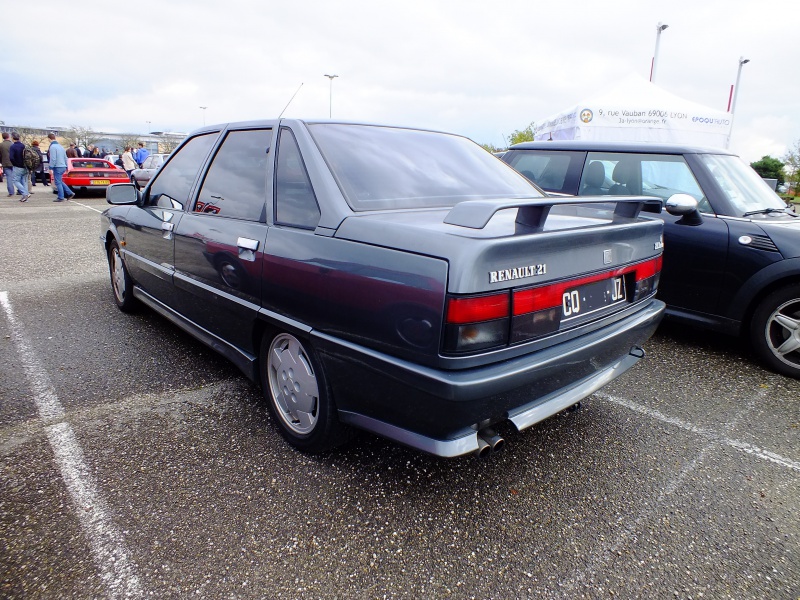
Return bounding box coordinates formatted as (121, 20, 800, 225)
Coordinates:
(279, 83, 304, 118)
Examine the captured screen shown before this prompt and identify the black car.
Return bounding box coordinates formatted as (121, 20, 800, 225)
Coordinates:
(502, 141, 800, 378)
(101, 120, 665, 457)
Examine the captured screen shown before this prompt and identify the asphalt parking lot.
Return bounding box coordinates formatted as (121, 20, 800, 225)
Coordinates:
(0, 189, 798, 599)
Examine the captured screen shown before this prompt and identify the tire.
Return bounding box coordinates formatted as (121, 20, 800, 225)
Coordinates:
(750, 286, 800, 378)
(261, 331, 351, 452)
(107, 240, 139, 313)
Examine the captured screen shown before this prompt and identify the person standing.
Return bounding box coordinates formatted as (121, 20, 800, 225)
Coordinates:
(1, 132, 14, 197)
(134, 142, 150, 168)
(121, 146, 137, 180)
(47, 133, 75, 202)
(29, 140, 48, 187)
(9, 132, 31, 202)
(66, 143, 78, 158)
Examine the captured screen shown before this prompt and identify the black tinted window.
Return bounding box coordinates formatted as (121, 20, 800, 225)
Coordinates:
(275, 128, 320, 228)
(309, 124, 539, 211)
(194, 129, 271, 221)
(505, 150, 584, 194)
(147, 134, 217, 208)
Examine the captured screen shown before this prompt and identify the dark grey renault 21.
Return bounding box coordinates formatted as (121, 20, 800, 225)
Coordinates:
(101, 120, 665, 457)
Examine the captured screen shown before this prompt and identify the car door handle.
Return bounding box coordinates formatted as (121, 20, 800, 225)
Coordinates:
(237, 237, 259, 251)
(162, 222, 174, 231)
(237, 237, 259, 261)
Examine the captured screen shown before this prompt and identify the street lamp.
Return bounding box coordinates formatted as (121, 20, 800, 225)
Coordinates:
(145, 120, 151, 133)
(199, 106, 207, 126)
(727, 57, 750, 148)
(650, 22, 669, 83)
(324, 74, 338, 118)
(730, 57, 750, 115)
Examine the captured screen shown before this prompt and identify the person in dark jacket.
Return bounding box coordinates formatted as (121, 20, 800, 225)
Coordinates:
(1, 132, 14, 196)
(29, 140, 49, 186)
(8, 132, 30, 201)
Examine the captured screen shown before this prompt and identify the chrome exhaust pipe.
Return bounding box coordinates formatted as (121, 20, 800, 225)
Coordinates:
(478, 428, 505, 453)
(474, 436, 491, 458)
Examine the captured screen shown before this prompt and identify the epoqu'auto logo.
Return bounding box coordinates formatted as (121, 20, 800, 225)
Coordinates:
(580, 109, 593, 123)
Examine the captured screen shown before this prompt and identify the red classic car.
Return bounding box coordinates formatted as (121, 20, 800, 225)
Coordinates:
(62, 158, 129, 193)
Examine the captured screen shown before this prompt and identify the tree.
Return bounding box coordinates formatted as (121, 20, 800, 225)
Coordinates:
(15, 127, 45, 145)
(783, 139, 800, 189)
(61, 126, 101, 151)
(508, 122, 535, 146)
(750, 155, 785, 184)
(480, 142, 503, 154)
(157, 133, 183, 153)
(118, 135, 141, 152)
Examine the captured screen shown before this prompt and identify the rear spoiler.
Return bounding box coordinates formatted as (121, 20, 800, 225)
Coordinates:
(443, 196, 662, 230)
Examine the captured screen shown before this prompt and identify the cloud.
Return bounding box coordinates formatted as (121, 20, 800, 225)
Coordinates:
(3, 0, 798, 162)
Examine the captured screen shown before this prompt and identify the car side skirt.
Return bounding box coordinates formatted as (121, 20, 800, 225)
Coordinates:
(132, 286, 259, 380)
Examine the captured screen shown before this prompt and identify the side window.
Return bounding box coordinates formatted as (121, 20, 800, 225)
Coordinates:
(194, 129, 271, 221)
(147, 133, 217, 209)
(275, 128, 321, 228)
(505, 150, 583, 194)
(584, 152, 710, 212)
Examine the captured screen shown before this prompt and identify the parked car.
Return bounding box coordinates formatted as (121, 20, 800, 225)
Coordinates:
(502, 141, 800, 378)
(103, 154, 123, 169)
(130, 153, 169, 189)
(101, 120, 665, 457)
(62, 158, 130, 193)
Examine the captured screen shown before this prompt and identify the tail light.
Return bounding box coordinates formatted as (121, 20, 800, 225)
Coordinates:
(444, 256, 661, 354)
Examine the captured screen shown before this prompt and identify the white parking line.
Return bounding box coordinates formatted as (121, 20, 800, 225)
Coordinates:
(68, 199, 103, 213)
(596, 392, 800, 473)
(0, 291, 143, 599)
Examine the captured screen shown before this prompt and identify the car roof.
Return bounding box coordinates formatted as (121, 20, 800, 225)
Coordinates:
(508, 140, 738, 156)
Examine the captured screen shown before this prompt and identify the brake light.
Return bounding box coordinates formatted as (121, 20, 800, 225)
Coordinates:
(443, 256, 661, 354)
(444, 292, 510, 352)
(446, 293, 509, 323)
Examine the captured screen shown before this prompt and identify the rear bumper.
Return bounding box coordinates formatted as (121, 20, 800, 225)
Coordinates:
(314, 298, 665, 457)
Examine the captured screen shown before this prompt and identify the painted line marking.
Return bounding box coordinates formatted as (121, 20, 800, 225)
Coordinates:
(68, 198, 103, 213)
(596, 392, 800, 472)
(0, 291, 143, 599)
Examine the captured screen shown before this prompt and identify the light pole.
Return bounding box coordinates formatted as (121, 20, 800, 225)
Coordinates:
(727, 57, 750, 148)
(145, 120, 151, 133)
(324, 74, 338, 118)
(650, 22, 669, 83)
(730, 57, 750, 115)
(199, 106, 207, 126)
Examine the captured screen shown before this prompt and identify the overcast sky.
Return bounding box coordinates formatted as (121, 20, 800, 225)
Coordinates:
(3, 0, 798, 163)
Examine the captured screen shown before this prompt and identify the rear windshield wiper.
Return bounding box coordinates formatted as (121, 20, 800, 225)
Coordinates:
(742, 207, 796, 217)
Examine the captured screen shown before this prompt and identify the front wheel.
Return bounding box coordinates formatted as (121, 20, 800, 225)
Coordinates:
(261, 332, 351, 452)
(750, 286, 800, 378)
(107, 240, 138, 313)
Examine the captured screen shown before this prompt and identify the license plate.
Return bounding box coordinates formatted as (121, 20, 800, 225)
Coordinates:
(90, 179, 111, 185)
(562, 276, 626, 321)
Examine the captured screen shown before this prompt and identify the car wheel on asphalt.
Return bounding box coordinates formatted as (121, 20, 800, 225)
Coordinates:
(107, 239, 138, 313)
(750, 286, 800, 378)
(261, 331, 352, 452)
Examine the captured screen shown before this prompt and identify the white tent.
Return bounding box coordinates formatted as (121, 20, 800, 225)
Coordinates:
(533, 75, 732, 148)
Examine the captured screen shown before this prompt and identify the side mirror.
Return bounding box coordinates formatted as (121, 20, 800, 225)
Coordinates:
(665, 193, 703, 226)
(106, 183, 140, 205)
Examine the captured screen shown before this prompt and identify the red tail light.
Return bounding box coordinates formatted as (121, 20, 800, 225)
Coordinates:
(444, 256, 662, 354)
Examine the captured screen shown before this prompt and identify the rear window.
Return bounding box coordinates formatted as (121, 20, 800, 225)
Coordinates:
(72, 160, 112, 169)
(308, 124, 540, 211)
